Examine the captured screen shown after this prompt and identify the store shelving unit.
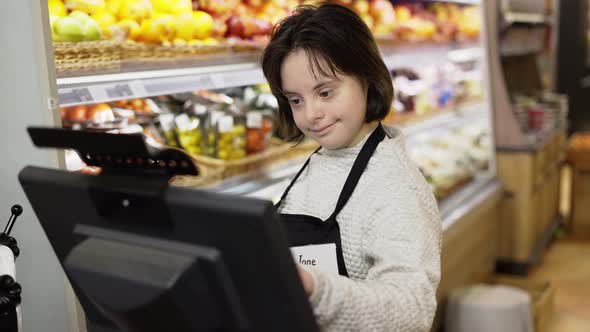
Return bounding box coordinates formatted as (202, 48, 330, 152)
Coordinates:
(57, 43, 482, 107)
(57, 62, 265, 107)
(48, 0, 499, 227)
(24, 0, 510, 330)
(484, 0, 567, 275)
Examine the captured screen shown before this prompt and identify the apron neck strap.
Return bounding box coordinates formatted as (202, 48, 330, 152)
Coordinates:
(326, 123, 386, 221)
(275, 123, 387, 213)
(275, 145, 322, 207)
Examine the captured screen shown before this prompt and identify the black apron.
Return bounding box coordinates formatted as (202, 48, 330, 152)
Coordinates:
(274, 124, 387, 277)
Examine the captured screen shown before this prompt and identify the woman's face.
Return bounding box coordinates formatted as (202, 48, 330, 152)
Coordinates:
(280, 49, 375, 150)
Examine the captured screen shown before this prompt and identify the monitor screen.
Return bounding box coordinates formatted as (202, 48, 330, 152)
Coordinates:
(19, 166, 318, 332)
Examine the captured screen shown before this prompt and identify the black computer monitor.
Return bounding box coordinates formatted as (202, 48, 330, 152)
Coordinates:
(19, 166, 318, 332)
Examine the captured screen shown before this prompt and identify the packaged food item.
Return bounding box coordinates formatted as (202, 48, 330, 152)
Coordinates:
(159, 113, 179, 148)
(174, 113, 205, 156)
(246, 110, 265, 154)
(246, 109, 274, 155)
(142, 123, 165, 145)
(215, 114, 246, 160)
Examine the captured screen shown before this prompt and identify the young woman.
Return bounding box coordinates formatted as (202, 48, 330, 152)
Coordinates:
(261, 3, 441, 332)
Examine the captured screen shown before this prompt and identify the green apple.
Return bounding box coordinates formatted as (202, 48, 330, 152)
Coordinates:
(49, 14, 60, 38)
(54, 16, 84, 42)
(69, 10, 92, 25)
(83, 19, 102, 41)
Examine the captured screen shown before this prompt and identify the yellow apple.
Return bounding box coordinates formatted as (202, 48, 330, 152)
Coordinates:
(118, 0, 153, 22)
(139, 14, 176, 44)
(48, 0, 67, 17)
(352, 0, 369, 16)
(176, 12, 198, 41)
(192, 11, 214, 40)
(113, 19, 141, 41)
(64, 0, 106, 15)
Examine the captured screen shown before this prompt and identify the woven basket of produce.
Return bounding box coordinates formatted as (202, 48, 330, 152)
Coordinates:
(190, 140, 293, 179)
(171, 163, 225, 189)
(121, 41, 230, 60)
(228, 39, 267, 53)
(53, 40, 122, 75)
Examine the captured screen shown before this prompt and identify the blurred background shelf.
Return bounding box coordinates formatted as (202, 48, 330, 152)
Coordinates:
(57, 42, 483, 107)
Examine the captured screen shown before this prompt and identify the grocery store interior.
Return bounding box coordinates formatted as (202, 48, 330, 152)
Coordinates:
(1, 0, 590, 331)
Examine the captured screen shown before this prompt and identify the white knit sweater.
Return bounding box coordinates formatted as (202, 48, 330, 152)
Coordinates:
(278, 125, 442, 332)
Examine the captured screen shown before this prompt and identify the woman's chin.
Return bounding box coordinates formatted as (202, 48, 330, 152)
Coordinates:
(313, 136, 346, 150)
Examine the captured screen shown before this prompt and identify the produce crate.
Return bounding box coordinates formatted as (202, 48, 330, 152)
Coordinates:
(491, 276, 555, 332)
(53, 41, 122, 75)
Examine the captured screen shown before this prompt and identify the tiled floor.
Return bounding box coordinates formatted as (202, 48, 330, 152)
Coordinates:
(528, 234, 590, 332)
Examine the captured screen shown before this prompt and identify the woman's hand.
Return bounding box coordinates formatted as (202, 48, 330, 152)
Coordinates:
(296, 264, 314, 296)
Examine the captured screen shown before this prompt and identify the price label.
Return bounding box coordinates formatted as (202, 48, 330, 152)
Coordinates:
(106, 84, 134, 99)
(218, 115, 234, 133)
(246, 112, 263, 128)
(214, 70, 265, 89)
(144, 75, 214, 96)
(59, 88, 94, 105)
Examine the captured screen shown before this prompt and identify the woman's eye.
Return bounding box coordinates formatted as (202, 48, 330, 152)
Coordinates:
(289, 98, 301, 105)
(319, 90, 332, 98)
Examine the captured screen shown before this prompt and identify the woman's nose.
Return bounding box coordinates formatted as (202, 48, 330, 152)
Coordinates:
(304, 101, 324, 122)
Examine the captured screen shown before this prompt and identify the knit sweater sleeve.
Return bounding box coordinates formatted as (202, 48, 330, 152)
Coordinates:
(306, 176, 442, 331)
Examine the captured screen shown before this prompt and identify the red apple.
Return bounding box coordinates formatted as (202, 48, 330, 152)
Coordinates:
(253, 18, 272, 36)
(226, 15, 245, 38)
(242, 17, 258, 39)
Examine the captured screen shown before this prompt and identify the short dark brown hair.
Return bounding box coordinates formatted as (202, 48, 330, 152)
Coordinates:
(261, 3, 393, 142)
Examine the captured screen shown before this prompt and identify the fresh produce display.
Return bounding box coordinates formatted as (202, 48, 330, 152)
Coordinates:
(51, 9, 103, 42)
(174, 113, 206, 155)
(409, 120, 492, 199)
(59, 85, 276, 160)
(384, 60, 483, 125)
(214, 115, 247, 160)
(48, 0, 481, 45)
(61, 103, 116, 123)
(246, 110, 274, 154)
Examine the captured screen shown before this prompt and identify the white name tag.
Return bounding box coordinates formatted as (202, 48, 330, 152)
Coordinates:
(290, 243, 339, 275)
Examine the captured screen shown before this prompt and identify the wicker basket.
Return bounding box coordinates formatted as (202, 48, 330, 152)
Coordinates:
(171, 164, 225, 188)
(121, 41, 231, 60)
(173, 139, 318, 187)
(228, 39, 267, 53)
(53, 40, 122, 75)
(192, 142, 292, 179)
